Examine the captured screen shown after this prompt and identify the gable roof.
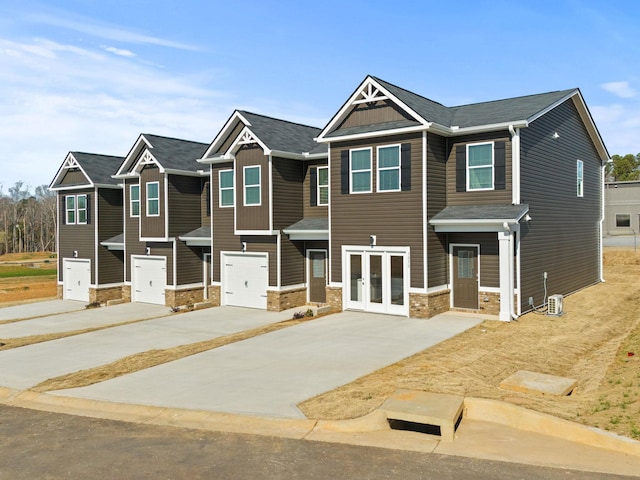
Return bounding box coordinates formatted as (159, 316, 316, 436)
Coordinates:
(50, 152, 124, 190)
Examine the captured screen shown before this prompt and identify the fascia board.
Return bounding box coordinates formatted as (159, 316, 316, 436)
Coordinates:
(203, 110, 245, 159)
(317, 125, 429, 143)
(116, 134, 151, 176)
(198, 154, 235, 165)
(449, 120, 528, 136)
(163, 168, 208, 177)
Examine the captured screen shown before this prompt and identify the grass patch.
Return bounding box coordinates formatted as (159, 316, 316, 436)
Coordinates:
(0, 265, 57, 278)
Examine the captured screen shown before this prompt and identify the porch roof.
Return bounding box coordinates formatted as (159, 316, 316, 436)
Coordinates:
(283, 218, 328, 241)
(430, 204, 529, 232)
(100, 233, 124, 251)
(178, 226, 212, 246)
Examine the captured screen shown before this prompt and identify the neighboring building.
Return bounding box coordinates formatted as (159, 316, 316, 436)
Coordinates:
(604, 181, 640, 234)
(112, 134, 210, 307)
(49, 152, 125, 303)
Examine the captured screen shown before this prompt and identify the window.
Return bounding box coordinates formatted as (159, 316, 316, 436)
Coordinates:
(219, 169, 234, 207)
(65, 196, 75, 224)
(377, 145, 401, 192)
(317, 166, 329, 205)
(577, 160, 584, 197)
(244, 166, 261, 206)
(350, 148, 372, 193)
(467, 143, 494, 190)
(130, 185, 140, 217)
(616, 214, 631, 228)
(76, 195, 87, 224)
(146, 182, 159, 216)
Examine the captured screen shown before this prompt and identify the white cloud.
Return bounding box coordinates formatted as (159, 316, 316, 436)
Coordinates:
(601, 81, 637, 99)
(591, 103, 640, 156)
(102, 46, 136, 58)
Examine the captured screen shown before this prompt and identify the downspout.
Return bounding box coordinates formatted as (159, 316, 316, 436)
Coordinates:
(509, 124, 521, 320)
(600, 163, 606, 282)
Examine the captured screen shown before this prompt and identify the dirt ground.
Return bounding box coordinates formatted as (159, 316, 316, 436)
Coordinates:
(300, 248, 640, 440)
(0, 252, 57, 306)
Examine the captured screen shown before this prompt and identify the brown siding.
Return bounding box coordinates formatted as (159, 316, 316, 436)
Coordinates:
(426, 133, 448, 287)
(97, 187, 124, 284)
(167, 174, 201, 237)
(58, 188, 95, 283)
(201, 179, 211, 225)
(57, 169, 90, 187)
(235, 144, 270, 231)
(448, 233, 499, 288)
(218, 121, 245, 155)
(272, 157, 303, 230)
(337, 100, 414, 130)
(330, 133, 424, 288)
(176, 242, 204, 285)
(281, 237, 304, 286)
(519, 98, 602, 311)
(140, 165, 166, 238)
(446, 131, 512, 206)
(303, 159, 329, 218)
(211, 163, 236, 282)
(124, 178, 144, 282)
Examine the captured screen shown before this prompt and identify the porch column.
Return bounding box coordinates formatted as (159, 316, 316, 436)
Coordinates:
(498, 229, 514, 321)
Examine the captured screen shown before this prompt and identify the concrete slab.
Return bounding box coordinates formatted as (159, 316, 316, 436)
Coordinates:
(499, 370, 576, 396)
(54, 311, 483, 418)
(0, 306, 294, 390)
(0, 302, 170, 339)
(381, 389, 464, 441)
(0, 300, 85, 322)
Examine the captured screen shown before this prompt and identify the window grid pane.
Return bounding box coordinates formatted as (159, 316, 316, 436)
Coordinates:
(220, 170, 234, 207)
(468, 144, 492, 166)
(221, 189, 234, 207)
(469, 167, 492, 189)
(378, 146, 399, 168)
(379, 169, 399, 191)
(244, 167, 260, 205)
(147, 182, 159, 216)
(130, 185, 140, 217)
(352, 171, 371, 192)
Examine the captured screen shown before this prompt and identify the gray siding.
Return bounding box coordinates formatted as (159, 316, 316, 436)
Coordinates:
(519, 98, 602, 311)
(58, 188, 95, 283)
(145, 242, 173, 286)
(97, 188, 124, 284)
(167, 174, 201, 237)
(272, 157, 303, 230)
(140, 166, 165, 238)
(330, 133, 424, 288)
(239, 235, 278, 287)
(235, 144, 270, 231)
(303, 160, 329, 219)
(426, 133, 448, 287)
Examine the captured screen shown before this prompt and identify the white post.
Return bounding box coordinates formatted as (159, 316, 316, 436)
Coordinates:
(498, 229, 514, 321)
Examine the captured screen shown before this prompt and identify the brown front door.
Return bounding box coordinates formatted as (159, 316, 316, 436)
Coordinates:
(308, 250, 327, 303)
(453, 246, 479, 309)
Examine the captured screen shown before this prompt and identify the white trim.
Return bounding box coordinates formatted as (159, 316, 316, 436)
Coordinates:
(328, 144, 333, 286)
(307, 248, 328, 303)
(172, 238, 177, 287)
(203, 253, 212, 300)
(329, 282, 342, 288)
(317, 165, 329, 206)
(283, 231, 328, 241)
(201, 111, 247, 160)
(139, 237, 170, 242)
(376, 144, 401, 192)
(600, 164, 606, 283)
(498, 231, 515, 321)
(450, 120, 528, 136)
(165, 282, 203, 291)
(116, 134, 152, 177)
(130, 255, 167, 305)
(577, 159, 584, 197)
(164, 175, 169, 236)
(276, 231, 281, 288)
(229, 127, 270, 156)
(163, 169, 208, 178)
(93, 189, 98, 284)
(146, 181, 160, 217)
(65, 195, 76, 225)
(243, 165, 262, 206)
(76, 194, 88, 224)
(220, 250, 269, 308)
(426, 285, 449, 294)
(318, 125, 428, 144)
(129, 184, 140, 217)
(350, 147, 373, 194)
(449, 243, 480, 310)
(267, 283, 306, 292)
(49, 153, 94, 190)
(218, 169, 235, 208)
(466, 142, 494, 191)
(179, 237, 211, 247)
(479, 287, 501, 293)
(268, 155, 274, 231)
(422, 131, 428, 294)
(510, 125, 521, 204)
(133, 150, 163, 175)
(235, 229, 280, 236)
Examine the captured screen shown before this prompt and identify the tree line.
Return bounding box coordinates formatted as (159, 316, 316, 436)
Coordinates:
(0, 182, 56, 255)
(607, 153, 640, 181)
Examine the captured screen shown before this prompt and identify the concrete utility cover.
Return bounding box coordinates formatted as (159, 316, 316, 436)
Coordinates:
(499, 370, 576, 396)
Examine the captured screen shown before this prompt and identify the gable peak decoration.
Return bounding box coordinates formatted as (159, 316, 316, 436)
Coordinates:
(353, 82, 389, 105)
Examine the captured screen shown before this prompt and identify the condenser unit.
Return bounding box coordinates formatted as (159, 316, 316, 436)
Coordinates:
(548, 294, 564, 316)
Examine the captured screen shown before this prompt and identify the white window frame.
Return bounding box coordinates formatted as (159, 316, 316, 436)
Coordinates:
(219, 169, 235, 208)
(467, 142, 494, 191)
(317, 166, 329, 206)
(350, 148, 372, 194)
(376, 144, 401, 192)
(76, 194, 87, 224)
(146, 181, 160, 217)
(577, 159, 584, 197)
(65, 195, 76, 225)
(130, 184, 140, 217)
(243, 165, 261, 206)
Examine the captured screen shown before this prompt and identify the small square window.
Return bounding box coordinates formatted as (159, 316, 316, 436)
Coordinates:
(317, 166, 329, 205)
(467, 143, 494, 191)
(616, 214, 631, 228)
(350, 148, 372, 193)
(244, 166, 261, 206)
(219, 170, 234, 207)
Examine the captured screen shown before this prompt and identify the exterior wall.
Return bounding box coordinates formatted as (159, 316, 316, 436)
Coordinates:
(167, 174, 202, 237)
(409, 290, 450, 318)
(337, 99, 414, 130)
(267, 287, 306, 311)
(604, 182, 640, 234)
(58, 188, 95, 283)
(426, 133, 449, 288)
(519, 98, 602, 312)
(140, 165, 165, 238)
(329, 132, 424, 288)
(448, 232, 499, 288)
(272, 157, 303, 229)
(165, 285, 204, 308)
(446, 130, 512, 206)
(96, 188, 124, 285)
(89, 285, 123, 304)
(176, 242, 204, 285)
(326, 286, 343, 312)
(145, 242, 174, 286)
(235, 144, 270, 231)
(201, 180, 211, 225)
(218, 120, 245, 155)
(124, 178, 144, 283)
(303, 159, 330, 219)
(211, 162, 238, 283)
(281, 237, 304, 286)
(241, 236, 278, 286)
(57, 169, 90, 186)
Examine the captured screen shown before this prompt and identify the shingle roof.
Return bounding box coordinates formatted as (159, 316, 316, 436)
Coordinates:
(71, 152, 124, 186)
(179, 225, 211, 239)
(143, 134, 209, 172)
(430, 204, 530, 223)
(283, 217, 328, 232)
(238, 111, 322, 154)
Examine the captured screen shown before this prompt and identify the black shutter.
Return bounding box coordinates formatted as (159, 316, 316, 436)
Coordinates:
(400, 143, 411, 191)
(206, 183, 211, 217)
(340, 150, 349, 194)
(494, 141, 506, 190)
(456, 145, 466, 192)
(310, 167, 318, 206)
(85, 194, 91, 224)
(61, 195, 66, 225)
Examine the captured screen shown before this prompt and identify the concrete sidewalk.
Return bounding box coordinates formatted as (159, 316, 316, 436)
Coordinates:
(0, 299, 85, 322)
(0, 306, 296, 390)
(54, 312, 482, 418)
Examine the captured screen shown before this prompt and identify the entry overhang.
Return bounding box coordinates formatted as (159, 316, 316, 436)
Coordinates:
(430, 204, 529, 233)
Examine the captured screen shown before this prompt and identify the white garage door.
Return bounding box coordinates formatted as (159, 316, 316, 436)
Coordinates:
(63, 258, 91, 302)
(132, 256, 166, 305)
(222, 253, 268, 309)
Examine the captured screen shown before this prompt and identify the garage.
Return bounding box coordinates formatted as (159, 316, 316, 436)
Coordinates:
(63, 258, 91, 302)
(132, 256, 166, 305)
(222, 252, 268, 309)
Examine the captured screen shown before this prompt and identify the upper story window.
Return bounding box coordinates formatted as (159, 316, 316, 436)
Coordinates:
(244, 166, 261, 206)
(577, 160, 584, 197)
(350, 148, 372, 193)
(146, 181, 160, 216)
(219, 169, 234, 207)
(377, 145, 401, 192)
(76, 194, 87, 224)
(130, 185, 140, 217)
(467, 143, 494, 191)
(64, 194, 89, 225)
(317, 166, 329, 205)
(65, 196, 75, 224)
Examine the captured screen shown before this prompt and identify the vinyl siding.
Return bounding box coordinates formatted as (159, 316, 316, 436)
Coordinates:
(211, 163, 237, 283)
(58, 188, 95, 283)
(337, 100, 414, 130)
(235, 144, 270, 231)
(167, 174, 201, 237)
(239, 236, 278, 287)
(281, 237, 305, 286)
(176, 242, 204, 285)
(96, 188, 124, 284)
(124, 178, 144, 283)
(140, 166, 165, 238)
(426, 133, 449, 287)
(272, 157, 303, 229)
(145, 242, 173, 286)
(201, 180, 211, 225)
(330, 132, 424, 288)
(448, 233, 499, 288)
(303, 160, 329, 218)
(604, 183, 640, 234)
(519, 98, 602, 311)
(218, 121, 245, 156)
(57, 169, 90, 187)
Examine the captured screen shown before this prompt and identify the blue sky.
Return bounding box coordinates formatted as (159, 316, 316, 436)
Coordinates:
(1, 0, 639, 190)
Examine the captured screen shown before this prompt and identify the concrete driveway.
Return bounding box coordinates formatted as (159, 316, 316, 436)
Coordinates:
(55, 312, 483, 419)
(0, 300, 86, 322)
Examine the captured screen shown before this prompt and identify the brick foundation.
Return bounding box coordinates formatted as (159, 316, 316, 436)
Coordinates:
(56, 285, 63, 299)
(409, 290, 451, 318)
(207, 285, 221, 306)
(164, 286, 205, 309)
(89, 286, 124, 305)
(478, 291, 500, 315)
(267, 287, 307, 312)
(326, 286, 343, 313)
(122, 285, 131, 303)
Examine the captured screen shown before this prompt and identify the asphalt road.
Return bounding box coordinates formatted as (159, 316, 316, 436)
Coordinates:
(0, 406, 631, 480)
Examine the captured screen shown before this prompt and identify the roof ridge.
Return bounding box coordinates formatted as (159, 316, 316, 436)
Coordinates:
(370, 76, 449, 108)
(450, 88, 577, 109)
(142, 133, 209, 146)
(71, 152, 124, 159)
(238, 110, 321, 131)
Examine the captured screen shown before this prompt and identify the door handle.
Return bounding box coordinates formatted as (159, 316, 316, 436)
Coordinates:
(149, 280, 152, 287)
(244, 280, 248, 287)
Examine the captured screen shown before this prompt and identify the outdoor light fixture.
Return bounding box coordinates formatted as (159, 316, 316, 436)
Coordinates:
(369, 235, 376, 247)
(73, 250, 78, 258)
(145, 247, 151, 255)
(241, 241, 247, 252)
(552, 132, 560, 139)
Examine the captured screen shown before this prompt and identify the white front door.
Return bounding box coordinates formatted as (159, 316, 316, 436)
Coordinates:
(63, 258, 90, 302)
(344, 248, 409, 316)
(222, 252, 269, 309)
(132, 256, 166, 305)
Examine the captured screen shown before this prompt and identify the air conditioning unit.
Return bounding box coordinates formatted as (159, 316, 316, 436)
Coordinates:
(548, 294, 564, 316)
